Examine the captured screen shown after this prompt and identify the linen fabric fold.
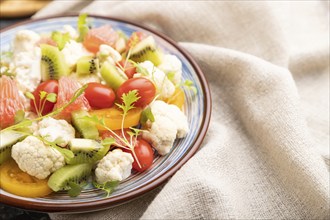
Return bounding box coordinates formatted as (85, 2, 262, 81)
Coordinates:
(34, 1, 329, 219)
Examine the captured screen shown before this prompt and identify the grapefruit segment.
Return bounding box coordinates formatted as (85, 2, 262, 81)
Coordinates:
(0, 76, 25, 129)
(83, 25, 119, 54)
(54, 77, 90, 121)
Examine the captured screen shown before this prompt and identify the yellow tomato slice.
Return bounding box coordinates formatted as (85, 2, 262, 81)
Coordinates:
(89, 107, 142, 131)
(0, 160, 53, 197)
(165, 88, 185, 109)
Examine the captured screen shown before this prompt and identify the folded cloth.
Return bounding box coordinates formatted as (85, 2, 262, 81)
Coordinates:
(34, 1, 329, 219)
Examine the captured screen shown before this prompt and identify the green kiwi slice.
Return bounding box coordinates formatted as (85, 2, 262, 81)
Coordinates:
(40, 44, 69, 81)
(129, 36, 163, 66)
(76, 56, 99, 75)
(0, 131, 26, 165)
(72, 110, 99, 139)
(100, 61, 127, 90)
(67, 138, 109, 165)
(48, 163, 92, 192)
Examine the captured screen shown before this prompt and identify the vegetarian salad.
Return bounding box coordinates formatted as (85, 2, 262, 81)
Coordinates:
(0, 14, 196, 198)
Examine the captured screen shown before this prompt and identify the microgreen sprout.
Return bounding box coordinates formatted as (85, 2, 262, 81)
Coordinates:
(93, 181, 119, 197)
(24, 90, 57, 117)
(83, 90, 145, 169)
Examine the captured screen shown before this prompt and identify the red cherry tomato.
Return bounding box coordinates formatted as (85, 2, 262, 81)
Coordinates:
(131, 139, 154, 172)
(85, 82, 116, 109)
(101, 131, 154, 172)
(117, 60, 136, 78)
(117, 77, 156, 107)
(31, 80, 58, 115)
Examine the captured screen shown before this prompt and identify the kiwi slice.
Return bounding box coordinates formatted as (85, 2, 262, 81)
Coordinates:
(72, 110, 99, 139)
(40, 44, 69, 81)
(100, 61, 127, 90)
(67, 138, 109, 165)
(129, 36, 163, 66)
(48, 163, 92, 192)
(0, 131, 26, 165)
(76, 56, 99, 75)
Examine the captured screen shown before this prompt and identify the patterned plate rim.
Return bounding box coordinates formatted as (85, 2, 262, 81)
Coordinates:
(0, 14, 212, 213)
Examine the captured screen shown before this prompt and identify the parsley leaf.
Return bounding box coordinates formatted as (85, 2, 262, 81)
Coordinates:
(115, 90, 140, 115)
(93, 181, 119, 197)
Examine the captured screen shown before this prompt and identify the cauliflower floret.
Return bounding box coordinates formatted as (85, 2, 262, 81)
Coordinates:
(12, 30, 41, 92)
(95, 149, 134, 184)
(142, 100, 189, 155)
(11, 136, 65, 179)
(13, 30, 40, 53)
(62, 25, 78, 39)
(34, 117, 75, 147)
(98, 44, 122, 64)
(135, 61, 175, 99)
(158, 54, 182, 85)
(61, 40, 92, 68)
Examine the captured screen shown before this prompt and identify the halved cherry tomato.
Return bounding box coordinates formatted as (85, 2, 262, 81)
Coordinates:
(0, 160, 53, 197)
(117, 77, 156, 107)
(30, 79, 58, 115)
(89, 106, 142, 131)
(117, 60, 136, 78)
(165, 88, 185, 109)
(85, 82, 116, 109)
(130, 139, 154, 172)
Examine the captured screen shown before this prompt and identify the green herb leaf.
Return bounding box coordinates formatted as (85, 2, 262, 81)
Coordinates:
(51, 31, 71, 50)
(140, 107, 155, 125)
(82, 114, 105, 126)
(2, 119, 33, 132)
(77, 13, 89, 42)
(14, 110, 25, 124)
(46, 93, 57, 103)
(101, 137, 116, 147)
(115, 90, 140, 115)
(127, 127, 143, 138)
(68, 182, 82, 197)
(25, 91, 35, 100)
(53, 145, 75, 163)
(93, 181, 119, 197)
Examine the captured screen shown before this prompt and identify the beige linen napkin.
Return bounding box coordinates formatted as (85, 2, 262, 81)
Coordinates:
(34, 1, 329, 219)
